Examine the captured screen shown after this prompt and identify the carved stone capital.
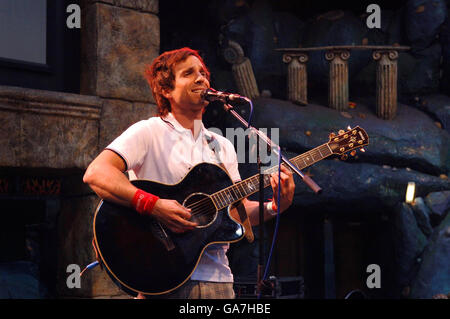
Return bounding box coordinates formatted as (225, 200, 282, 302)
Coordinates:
(282, 54, 293, 63)
(283, 53, 309, 64)
(298, 53, 309, 63)
(223, 40, 246, 65)
(325, 50, 350, 61)
(372, 50, 399, 61)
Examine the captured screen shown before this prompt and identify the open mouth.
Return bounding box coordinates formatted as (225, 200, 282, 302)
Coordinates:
(191, 88, 207, 94)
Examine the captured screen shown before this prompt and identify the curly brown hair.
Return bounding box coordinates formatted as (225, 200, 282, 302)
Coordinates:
(144, 48, 210, 116)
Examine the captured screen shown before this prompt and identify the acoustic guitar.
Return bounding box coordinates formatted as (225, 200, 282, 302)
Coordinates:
(92, 126, 369, 296)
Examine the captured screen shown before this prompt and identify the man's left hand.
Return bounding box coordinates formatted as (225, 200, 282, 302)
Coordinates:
(269, 165, 295, 213)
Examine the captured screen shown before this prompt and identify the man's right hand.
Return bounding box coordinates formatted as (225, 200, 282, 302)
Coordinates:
(151, 199, 198, 233)
(83, 150, 198, 234)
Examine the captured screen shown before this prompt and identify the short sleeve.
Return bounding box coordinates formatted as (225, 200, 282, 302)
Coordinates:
(105, 120, 150, 172)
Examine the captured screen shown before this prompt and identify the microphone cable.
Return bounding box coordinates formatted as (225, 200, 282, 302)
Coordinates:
(258, 147, 282, 299)
(246, 99, 254, 128)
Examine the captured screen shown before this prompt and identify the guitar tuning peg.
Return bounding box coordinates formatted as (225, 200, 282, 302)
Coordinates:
(338, 130, 345, 135)
(347, 125, 351, 130)
(329, 132, 336, 138)
(360, 148, 366, 152)
(340, 154, 348, 161)
(350, 150, 357, 156)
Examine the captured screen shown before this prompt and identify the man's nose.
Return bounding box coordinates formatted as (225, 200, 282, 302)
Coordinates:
(195, 72, 207, 83)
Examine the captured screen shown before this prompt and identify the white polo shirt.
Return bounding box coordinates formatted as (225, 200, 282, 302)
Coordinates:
(106, 113, 241, 283)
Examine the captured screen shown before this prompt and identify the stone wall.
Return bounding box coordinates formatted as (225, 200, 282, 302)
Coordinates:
(58, 0, 160, 298)
(1, 0, 160, 299)
(81, 0, 159, 103)
(80, 0, 160, 147)
(0, 86, 101, 169)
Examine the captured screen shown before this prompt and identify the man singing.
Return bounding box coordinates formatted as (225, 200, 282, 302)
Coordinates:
(83, 47, 296, 298)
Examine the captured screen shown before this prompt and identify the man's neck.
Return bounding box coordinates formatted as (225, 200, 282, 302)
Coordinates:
(171, 108, 203, 139)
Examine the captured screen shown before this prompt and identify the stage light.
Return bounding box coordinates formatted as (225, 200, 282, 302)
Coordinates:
(405, 182, 416, 204)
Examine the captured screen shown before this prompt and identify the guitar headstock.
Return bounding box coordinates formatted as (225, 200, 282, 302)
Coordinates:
(327, 126, 369, 157)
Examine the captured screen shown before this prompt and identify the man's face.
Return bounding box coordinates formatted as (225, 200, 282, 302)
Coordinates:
(165, 55, 210, 112)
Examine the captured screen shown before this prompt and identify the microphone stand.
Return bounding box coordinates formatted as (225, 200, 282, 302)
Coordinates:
(222, 102, 322, 194)
(256, 129, 266, 298)
(221, 101, 322, 298)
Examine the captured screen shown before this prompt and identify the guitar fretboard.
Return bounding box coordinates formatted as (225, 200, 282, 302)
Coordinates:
(210, 143, 332, 210)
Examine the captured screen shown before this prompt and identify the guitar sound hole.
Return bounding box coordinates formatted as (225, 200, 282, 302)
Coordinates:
(183, 193, 217, 228)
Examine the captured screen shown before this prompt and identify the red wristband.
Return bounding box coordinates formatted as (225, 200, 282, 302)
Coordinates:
(131, 189, 159, 215)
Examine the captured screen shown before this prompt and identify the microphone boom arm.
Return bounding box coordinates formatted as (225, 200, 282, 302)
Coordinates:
(222, 102, 322, 194)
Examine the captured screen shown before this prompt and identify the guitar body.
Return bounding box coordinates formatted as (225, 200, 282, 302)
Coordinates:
(93, 163, 244, 296)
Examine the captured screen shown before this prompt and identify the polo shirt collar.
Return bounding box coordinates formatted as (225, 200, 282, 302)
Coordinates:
(162, 112, 209, 139)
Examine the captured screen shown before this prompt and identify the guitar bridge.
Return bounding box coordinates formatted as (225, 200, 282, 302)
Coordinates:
(150, 219, 175, 251)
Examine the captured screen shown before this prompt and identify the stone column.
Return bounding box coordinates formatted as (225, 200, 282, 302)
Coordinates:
(232, 58, 260, 100)
(223, 41, 260, 100)
(325, 50, 350, 111)
(373, 50, 399, 120)
(283, 53, 309, 105)
(67, 0, 160, 299)
(81, 1, 160, 103)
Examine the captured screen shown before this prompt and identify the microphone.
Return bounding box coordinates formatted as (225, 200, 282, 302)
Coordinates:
(201, 88, 247, 103)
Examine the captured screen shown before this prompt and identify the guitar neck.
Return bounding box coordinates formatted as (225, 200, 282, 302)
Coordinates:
(211, 143, 333, 210)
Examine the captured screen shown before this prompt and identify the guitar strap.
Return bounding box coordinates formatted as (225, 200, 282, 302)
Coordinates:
(230, 200, 254, 243)
(207, 138, 254, 244)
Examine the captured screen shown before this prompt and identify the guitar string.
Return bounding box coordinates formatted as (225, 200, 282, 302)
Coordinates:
(139, 141, 356, 225)
(184, 175, 268, 212)
(184, 144, 330, 213)
(183, 137, 362, 219)
(185, 156, 310, 218)
(183, 175, 266, 211)
(184, 144, 339, 220)
(215, 144, 330, 197)
(155, 137, 358, 222)
(184, 183, 254, 217)
(187, 137, 360, 214)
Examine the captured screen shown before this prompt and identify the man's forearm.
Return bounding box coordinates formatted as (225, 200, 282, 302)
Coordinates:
(83, 163, 137, 207)
(243, 199, 277, 226)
